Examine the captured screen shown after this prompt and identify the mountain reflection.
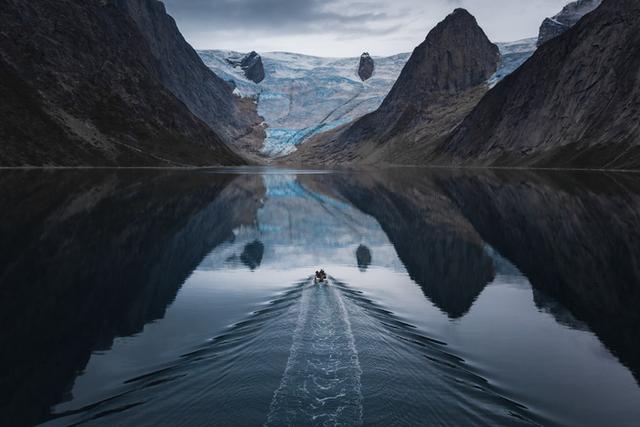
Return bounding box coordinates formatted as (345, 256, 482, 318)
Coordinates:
(437, 171, 640, 384)
(328, 169, 640, 384)
(356, 244, 372, 271)
(0, 168, 639, 426)
(315, 172, 496, 319)
(240, 240, 265, 270)
(0, 170, 263, 427)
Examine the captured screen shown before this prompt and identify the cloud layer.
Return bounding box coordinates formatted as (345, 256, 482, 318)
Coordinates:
(164, 0, 572, 56)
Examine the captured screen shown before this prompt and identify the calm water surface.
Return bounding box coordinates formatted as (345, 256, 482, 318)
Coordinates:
(0, 168, 639, 426)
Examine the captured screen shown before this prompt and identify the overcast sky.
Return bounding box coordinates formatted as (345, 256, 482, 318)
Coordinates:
(163, 0, 570, 57)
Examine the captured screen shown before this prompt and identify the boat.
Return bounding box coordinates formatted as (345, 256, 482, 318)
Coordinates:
(314, 270, 327, 284)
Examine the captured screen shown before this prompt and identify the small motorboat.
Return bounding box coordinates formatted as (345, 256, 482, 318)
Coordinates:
(314, 270, 327, 284)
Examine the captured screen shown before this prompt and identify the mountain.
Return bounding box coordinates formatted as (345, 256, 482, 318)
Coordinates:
(0, 0, 245, 166)
(114, 0, 264, 150)
(432, 0, 640, 170)
(358, 53, 375, 81)
(286, 9, 500, 165)
(537, 0, 601, 46)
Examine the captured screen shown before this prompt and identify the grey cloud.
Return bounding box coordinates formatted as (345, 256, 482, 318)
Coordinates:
(164, 0, 397, 35)
(162, 0, 571, 56)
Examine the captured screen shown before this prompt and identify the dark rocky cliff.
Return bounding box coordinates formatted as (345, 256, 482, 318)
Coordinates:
(433, 0, 640, 170)
(287, 9, 499, 165)
(378, 9, 499, 108)
(0, 0, 245, 166)
(357, 52, 374, 81)
(537, 0, 601, 46)
(115, 0, 264, 144)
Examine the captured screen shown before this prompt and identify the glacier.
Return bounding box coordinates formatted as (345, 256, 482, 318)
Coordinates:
(198, 40, 536, 157)
(489, 38, 538, 87)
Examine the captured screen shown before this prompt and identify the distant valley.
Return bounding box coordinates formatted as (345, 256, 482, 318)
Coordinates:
(198, 38, 536, 157)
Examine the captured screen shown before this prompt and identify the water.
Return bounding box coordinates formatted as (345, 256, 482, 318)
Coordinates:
(0, 168, 639, 427)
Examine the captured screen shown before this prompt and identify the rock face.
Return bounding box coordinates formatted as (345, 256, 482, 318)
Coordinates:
(114, 0, 264, 146)
(227, 51, 265, 83)
(287, 8, 499, 165)
(0, 0, 246, 166)
(357, 53, 375, 81)
(433, 0, 640, 170)
(537, 0, 601, 46)
(380, 9, 499, 104)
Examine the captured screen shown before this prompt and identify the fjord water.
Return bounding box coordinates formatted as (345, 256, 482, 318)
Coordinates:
(1, 169, 639, 427)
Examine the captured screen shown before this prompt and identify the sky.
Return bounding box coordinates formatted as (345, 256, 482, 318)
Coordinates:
(163, 0, 570, 57)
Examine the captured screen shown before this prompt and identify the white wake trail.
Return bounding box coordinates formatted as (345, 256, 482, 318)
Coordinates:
(266, 280, 363, 426)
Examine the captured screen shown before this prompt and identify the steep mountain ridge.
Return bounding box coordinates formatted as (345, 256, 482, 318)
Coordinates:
(0, 0, 245, 166)
(286, 9, 500, 165)
(432, 0, 640, 170)
(114, 0, 264, 149)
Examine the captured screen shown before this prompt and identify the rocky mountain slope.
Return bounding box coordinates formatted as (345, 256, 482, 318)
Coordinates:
(0, 0, 245, 166)
(537, 0, 601, 46)
(432, 0, 640, 170)
(286, 9, 500, 165)
(115, 0, 263, 151)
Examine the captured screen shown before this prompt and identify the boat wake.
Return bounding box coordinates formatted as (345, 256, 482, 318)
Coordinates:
(266, 280, 363, 426)
(45, 276, 546, 427)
